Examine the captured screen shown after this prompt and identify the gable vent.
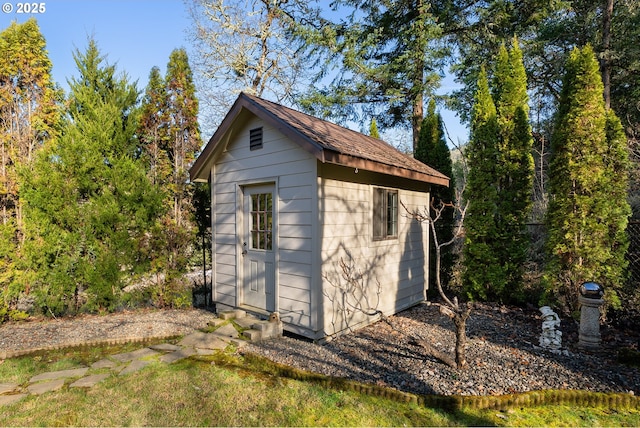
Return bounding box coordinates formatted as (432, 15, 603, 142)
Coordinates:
(249, 127, 263, 151)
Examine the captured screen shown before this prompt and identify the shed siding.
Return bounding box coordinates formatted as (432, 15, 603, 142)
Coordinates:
(319, 171, 429, 337)
(211, 115, 316, 329)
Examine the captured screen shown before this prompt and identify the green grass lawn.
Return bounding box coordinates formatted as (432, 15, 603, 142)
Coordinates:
(0, 343, 638, 427)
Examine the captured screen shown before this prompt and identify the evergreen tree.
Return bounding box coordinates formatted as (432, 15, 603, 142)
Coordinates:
(0, 18, 59, 320)
(19, 39, 163, 315)
(165, 48, 201, 227)
(492, 39, 534, 303)
(369, 118, 380, 139)
(139, 66, 171, 187)
(544, 45, 631, 315)
(296, 0, 446, 150)
(462, 67, 502, 301)
(415, 99, 456, 291)
(137, 49, 202, 308)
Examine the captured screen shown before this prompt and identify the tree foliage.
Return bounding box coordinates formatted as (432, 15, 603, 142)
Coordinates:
(293, 0, 446, 151)
(544, 45, 631, 315)
(415, 99, 456, 291)
(0, 19, 59, 320)
(138, 48, 202, 308)
(18, 39, 164, 315)
(492, 39, 534, 302)
(462, 67, 501, 301)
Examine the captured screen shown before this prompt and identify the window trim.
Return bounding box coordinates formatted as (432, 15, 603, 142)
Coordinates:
(373, 187, 398, 241)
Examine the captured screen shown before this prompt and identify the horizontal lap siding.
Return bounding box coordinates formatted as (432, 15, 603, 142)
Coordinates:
(319, 177, 429, 337)
(212, 116, 315, 330)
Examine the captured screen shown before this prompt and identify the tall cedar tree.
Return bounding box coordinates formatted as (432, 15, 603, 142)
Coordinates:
(19, 39, 163, 316)
(165, 48, 201, 228)
(0, 19, 59, 320)
(415, 99, 456, 291)
(138, 49, 201, 307)
(297, 0, 445, 151)
(491, 39, 534, 303)
(462, 67, 502, 300)
(544, 45, 631, 315)
(139, 66, 172, 187)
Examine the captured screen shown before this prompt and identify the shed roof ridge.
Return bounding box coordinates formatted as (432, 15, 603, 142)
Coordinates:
(239, 93, 449, 181)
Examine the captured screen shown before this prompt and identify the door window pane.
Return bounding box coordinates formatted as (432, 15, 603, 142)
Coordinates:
(250, 193, 273, 250)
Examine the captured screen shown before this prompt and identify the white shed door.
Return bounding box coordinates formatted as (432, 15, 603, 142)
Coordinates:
(242, 185, 276, 312)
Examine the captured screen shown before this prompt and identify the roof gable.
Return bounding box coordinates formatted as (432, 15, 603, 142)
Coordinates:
(190, 93, 449, 187)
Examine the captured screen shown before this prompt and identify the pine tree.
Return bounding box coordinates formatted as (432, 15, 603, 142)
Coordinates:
(544, 45, 631, 315)
(20, 39, 163, 315)
(492, 39, 534, 303)
(462, 67, 502, 301)
(415, 99, 456, 291)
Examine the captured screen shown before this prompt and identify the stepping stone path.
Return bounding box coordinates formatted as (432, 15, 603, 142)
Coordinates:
(0, 310, 283, 407)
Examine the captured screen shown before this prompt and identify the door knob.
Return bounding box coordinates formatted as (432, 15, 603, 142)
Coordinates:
(241, 242, 248, 255)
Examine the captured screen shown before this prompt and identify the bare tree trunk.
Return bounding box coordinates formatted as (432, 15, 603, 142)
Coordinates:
(453, 307, 471, 370)
(420, 197, 472, 370)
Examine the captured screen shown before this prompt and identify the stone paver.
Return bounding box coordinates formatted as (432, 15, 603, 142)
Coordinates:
(0, 394, 27, 406)
(27, 379, 65, 395)
(0, 313, 274, 404)
(119, 359, 150, 375)
(30, 367, 88, 383)
(111, 347, 158, 363)
(91, 358, 119, 369)
(179, 331, 228, 349)
(160, 348, 197, 364)
(214, 323, 240, 338)
(0, 383, 19, 395)
(70, 373, 111, 388)
(150, 343, 182, 352)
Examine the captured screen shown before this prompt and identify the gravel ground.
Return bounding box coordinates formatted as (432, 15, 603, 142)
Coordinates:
(244, 302, 640, 397)
(1, 303, 638, 397)
(0, 308, 219, 357)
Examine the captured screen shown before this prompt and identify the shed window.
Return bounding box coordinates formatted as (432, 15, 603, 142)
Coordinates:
(373, 188, 398, 240)
(249, 127, 263, 150)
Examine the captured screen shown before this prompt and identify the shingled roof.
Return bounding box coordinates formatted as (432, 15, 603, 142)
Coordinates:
(190, 92, 450, 187)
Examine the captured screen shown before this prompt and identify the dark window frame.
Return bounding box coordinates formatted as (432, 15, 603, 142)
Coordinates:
(373, 187, 398, 240)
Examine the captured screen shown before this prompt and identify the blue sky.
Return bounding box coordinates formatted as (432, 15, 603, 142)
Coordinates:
(0, 0, 191, 90)
(1, 0, 468, 144)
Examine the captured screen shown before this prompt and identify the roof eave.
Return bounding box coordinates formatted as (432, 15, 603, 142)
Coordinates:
(189, 93, 327, 182)
(322, 151, 450, 187)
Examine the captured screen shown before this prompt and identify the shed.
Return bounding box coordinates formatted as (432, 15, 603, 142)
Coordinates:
(190, 93, 449, 340)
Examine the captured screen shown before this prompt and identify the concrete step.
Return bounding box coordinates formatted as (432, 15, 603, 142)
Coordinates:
(242, 329, 262, 341)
